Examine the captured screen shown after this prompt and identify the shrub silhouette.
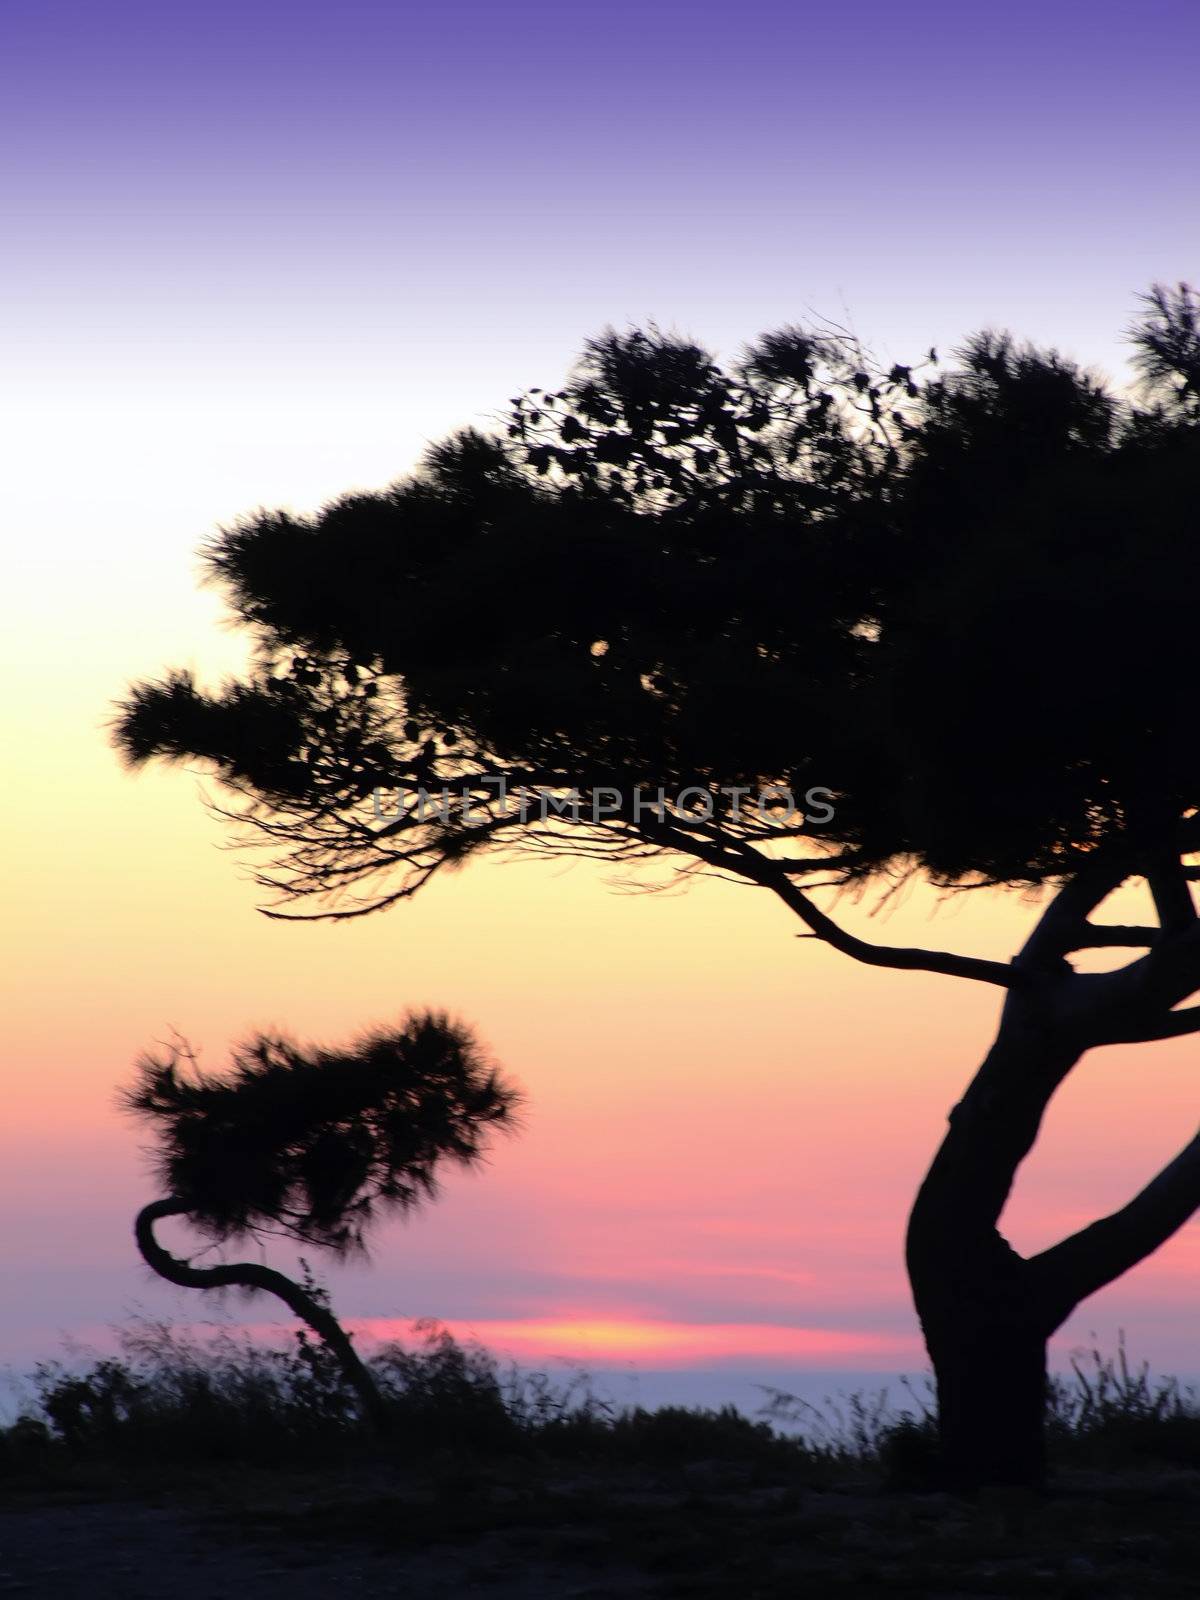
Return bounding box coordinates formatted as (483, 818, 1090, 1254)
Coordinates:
(123, 1011, 520, 1430)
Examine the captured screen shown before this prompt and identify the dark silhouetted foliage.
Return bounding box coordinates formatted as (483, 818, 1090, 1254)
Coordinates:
(125, 1011, 519, 1253)
(114, 290, 1200, 908)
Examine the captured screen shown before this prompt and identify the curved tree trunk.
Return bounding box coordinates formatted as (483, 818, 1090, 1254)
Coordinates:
(905, 990, 1077, 1489)
(757, 843, 1200, 1487)
(907, 965, 1200, 1489)
(135, 1197, 390, 1434)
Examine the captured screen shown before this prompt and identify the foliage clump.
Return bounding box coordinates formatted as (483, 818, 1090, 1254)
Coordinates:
(124, 1011, 520, 1254)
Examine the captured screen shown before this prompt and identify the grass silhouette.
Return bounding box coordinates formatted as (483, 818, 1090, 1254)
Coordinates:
(8, 1321, 1200, 1482)
(7, 1324, 1200, 1596)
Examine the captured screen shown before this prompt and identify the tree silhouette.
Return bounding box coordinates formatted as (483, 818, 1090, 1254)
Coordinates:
(123, 1012, 520, 1431)
(115, 284, 1200, 1487)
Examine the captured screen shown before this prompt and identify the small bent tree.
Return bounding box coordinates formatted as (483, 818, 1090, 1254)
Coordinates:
(116, 284, 1200, 1487)
(124, 1011, 520, 1432)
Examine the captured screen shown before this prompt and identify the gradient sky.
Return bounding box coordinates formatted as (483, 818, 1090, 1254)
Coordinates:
(3, 0, 1200, 1396)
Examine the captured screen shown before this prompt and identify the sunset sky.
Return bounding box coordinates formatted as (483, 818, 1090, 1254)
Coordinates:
(3, 0, 1200, 1404)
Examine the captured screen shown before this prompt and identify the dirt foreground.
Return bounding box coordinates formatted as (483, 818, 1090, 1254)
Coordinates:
(2, 1459, 1199, 1598)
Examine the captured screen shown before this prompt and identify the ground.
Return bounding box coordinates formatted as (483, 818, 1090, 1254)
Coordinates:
(3, 1458, 1200, 1598)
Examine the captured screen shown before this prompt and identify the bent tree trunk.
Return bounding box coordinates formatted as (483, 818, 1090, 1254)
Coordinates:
(907, 971, 1200, 1489)
(134, 1197, 390, 1433)
(906, 993, 1075, 1489)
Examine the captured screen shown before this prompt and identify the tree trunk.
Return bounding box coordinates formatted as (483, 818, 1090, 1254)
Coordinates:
(923, 1307, 1049, 1488)
(905, 990, 1078, 1489)
(906, 966, 1200, 1489)
(135, 1197, 391, 1434)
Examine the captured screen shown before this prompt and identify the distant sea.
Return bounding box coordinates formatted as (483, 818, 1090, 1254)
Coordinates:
(524, 1365, 932, 1429)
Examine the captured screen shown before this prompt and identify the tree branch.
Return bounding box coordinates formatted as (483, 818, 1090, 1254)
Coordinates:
(1028, 1129, 1200, 1325)
(1149, 855, 1197, 934)
(614, 823, 1020, 986)
(1066, 924, 1160, 950)
(1096, 916, 1200, 1022)
(752, 854, 1018, 987)
(1119, 1005, 1200, 1042)
(1017, 860, 1133, 968)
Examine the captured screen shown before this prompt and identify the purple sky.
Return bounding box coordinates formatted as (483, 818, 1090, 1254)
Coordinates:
(6, 0, 1198, 390)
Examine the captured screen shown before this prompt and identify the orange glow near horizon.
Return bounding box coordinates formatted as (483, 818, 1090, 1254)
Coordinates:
(354, 1315, 919, 1365)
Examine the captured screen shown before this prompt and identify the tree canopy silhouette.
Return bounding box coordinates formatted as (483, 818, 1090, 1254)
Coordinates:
(116, 283, 1200, 1487)
(125, 1011, 520, 1430)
